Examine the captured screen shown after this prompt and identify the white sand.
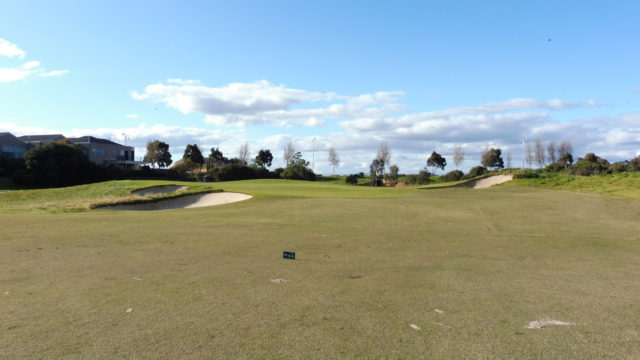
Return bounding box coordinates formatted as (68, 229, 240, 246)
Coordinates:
(132, 185, 186, 196)
(471, 174, 513, 189)
(101, 192, 252, 211)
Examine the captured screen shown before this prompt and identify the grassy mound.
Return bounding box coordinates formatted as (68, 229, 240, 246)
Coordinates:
(511, 172, 640, 199)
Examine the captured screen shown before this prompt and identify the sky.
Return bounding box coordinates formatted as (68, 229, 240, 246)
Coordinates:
(1, 0, 639, 174)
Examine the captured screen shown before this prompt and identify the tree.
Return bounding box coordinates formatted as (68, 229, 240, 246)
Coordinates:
(534, 139, 546, 168)
(453, 145, 465, 169)
(376, 141, 391, 175)
(238, 142, 250, 165)
(481, 148, 504, 170)
(526, 142, 535, 168)
(17, 140, 111, 187)
(144, 140, 172, 168)
(283, 140, 296, 166)
(385, 164, 399, 186)
(208, 147, 226, 170)
(328, 146, 340, 175)
(369, 158, 385, 186)
(558, 140, 573, 158)
(281, 152, 315, 181)
(547, 141, 558, 164)
(183, 144, 204, 165)
(426, 151, 446, 174)
(254, 149, 273, 168)
(171, 158, 199, 179)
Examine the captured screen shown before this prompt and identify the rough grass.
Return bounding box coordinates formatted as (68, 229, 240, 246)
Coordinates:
(2, 180, 640, 359)
(511, 171, 640, 200)
(0, 180, 221, 213)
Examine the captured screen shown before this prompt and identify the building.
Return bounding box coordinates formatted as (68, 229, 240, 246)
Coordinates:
(67, 136, 135, 167)
(1, 132, 138, 169)
(18, 134, 66, 146)
(0, 132, 29, 160)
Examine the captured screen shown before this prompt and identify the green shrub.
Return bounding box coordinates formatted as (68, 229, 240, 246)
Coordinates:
(463, 166, 487, 179)
(281, 164, 316, 181)
(513, 169, 540, 179)
(609, 162, 628, 173)
(345, 174, 359, 185)
(441, 170, 464, 182)
(405, 170, 431, 185)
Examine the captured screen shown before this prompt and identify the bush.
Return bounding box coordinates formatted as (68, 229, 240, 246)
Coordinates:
(609, 162, 628, 173)
(441, 170, 464, 182)
(209, 164, 258, 181)
(463, 166, 487, 179)
(14, 141, 114, 187)
(544, 162, 565, 172)
(627, 156, 640, 171)
(281, 164, 316, 181)
(568, 154, 610, 176)
(405, 170, 431, 185)
(345, 174, 359, 185)
(513, 169, 540, 179)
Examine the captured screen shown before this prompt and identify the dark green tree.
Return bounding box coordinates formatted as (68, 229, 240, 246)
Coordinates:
(21, 140, 98, 187)
(183, 144, 204, 165)
(144, 140, 172, 168)
(281, 152, 315, 181)
(480, 148, 504, 170)
(208, 147, 227, 170)
(385, 164, 400, 186)
(369, 159, 384, 186)
(426, 151, 447, 174)
(254, 149, 274, 168)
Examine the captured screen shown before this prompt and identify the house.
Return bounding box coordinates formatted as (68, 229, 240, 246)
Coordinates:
(0, 132, 29, 160)
(3, 132, 138, 168)
(66, 136, 135, 166)
(18, 134, 66, 146)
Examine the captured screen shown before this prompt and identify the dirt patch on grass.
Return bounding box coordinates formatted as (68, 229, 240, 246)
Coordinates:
(524, 319, 576, 329)
(99, 192, 252, 211)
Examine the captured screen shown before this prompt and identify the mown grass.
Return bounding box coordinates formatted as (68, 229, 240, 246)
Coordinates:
(2, 179, 640, 359)
(511, 171, 640, 200)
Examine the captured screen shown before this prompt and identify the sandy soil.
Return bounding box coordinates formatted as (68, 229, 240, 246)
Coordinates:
(471, 174, 513, 189)
(132, 185, 186, 196)
(102, 192, 252, 211)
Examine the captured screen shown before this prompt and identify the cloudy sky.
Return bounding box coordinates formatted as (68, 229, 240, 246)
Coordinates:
(1, 1, 638, 174)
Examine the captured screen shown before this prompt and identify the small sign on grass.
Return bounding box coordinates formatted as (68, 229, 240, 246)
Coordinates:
(283, 251, 296, 260)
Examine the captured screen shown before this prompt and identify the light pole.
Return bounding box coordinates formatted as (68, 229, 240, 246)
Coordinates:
(520, 136, 528, 169)
(312, 137, 316, 172)
(122, 132, 128, 172)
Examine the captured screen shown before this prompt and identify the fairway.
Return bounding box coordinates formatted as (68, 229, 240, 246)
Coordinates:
(2, 180, 640, 359)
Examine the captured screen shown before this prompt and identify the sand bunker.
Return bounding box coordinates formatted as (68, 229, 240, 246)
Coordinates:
(132, 185, 186, 196)
(102, 192, 252, 211)
(469, 174, 513, 189)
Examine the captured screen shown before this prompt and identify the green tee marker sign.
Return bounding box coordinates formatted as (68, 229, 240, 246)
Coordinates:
(283, 251, 296, 260)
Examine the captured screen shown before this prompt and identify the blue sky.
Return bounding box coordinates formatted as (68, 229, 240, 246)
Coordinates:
(1, 0, 638, 173)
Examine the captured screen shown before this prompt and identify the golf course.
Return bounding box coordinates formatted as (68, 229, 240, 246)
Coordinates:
(1, 177, 640, 359)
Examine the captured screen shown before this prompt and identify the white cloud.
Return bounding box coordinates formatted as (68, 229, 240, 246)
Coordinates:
(125, 114, 141, 119)
(133, 79, 403, 127)
(0, 38, 26, 59)
(0, 39, 68, 82)
(40, 70, 70, 77)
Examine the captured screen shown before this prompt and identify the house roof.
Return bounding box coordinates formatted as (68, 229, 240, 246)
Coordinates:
(18, 134, 66, 142)
(68, 136, 129, 147)
(0, 132, 28, 147)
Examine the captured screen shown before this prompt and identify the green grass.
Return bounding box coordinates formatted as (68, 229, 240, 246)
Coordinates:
(511, 171, 640, 200)
(0, 180, 221, 213)
(2, 179, 640, 358)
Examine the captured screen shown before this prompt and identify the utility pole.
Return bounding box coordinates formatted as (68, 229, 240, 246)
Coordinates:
(520, 136, 528, 169)
(312, 137, 316, 172)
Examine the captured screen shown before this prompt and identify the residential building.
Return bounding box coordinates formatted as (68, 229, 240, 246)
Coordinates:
(18, 134, 66, 146)
(66, 136, 135, 166)
(0, 132, 29, 160)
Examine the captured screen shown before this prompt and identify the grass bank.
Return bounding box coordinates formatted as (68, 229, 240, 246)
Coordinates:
(511, 171, 640, 200)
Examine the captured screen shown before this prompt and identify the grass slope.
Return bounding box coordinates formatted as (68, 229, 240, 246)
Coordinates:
(1, 180, 640, 358)
(512, 172, 640, 200)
